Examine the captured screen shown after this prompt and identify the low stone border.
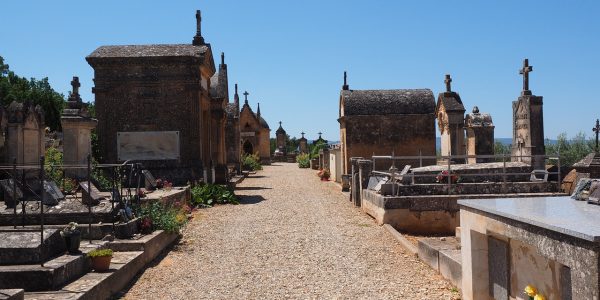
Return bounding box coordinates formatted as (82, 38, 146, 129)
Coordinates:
(382, 224, 417, 255)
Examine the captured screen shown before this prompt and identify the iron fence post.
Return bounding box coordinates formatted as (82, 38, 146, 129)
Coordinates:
(88, 154, 92, 244)
(12, 159, 17, 229)
(39, 156, 45, 267)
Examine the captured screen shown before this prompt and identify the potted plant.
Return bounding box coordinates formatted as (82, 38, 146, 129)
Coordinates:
(61, 222, 81, 254)
(87, 248, 114, 272)
(319, 169, 331, 181)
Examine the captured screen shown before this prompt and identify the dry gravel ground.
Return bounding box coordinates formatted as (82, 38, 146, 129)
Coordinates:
(122, 163, 459, 299)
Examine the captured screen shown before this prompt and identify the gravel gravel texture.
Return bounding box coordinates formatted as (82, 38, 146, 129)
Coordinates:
(122, 163, 460, 299)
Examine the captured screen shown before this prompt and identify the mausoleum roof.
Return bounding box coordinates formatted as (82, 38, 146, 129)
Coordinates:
(225, 103, 238, 118)
(436, 92, 465, 112)
(340, 89, 435, 116)
(87, 44, 209, 58)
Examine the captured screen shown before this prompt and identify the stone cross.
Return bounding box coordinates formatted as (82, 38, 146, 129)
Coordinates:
(71, 76, 80, 97)
(279, 121, 282, 127)
(519, 59, 533, 92)
(342, 71, 349, 90)
(243, 91, 249, 104)
(195, 10, 202, 36)
(594, 119, 600, 152)
(444, 74, 452, 92)
(301, 132, 305, 138)
(318, 132, 322, 139)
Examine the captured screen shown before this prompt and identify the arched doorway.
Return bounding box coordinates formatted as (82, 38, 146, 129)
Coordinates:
(243, 140, 254, 155)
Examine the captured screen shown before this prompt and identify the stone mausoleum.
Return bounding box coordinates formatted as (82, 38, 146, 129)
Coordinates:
(86, 10, 231, 183)
(239, 92, 271, 164)
(338, 72, 437, 174)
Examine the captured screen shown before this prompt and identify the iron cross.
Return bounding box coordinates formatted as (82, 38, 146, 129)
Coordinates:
(444, 74, 452, 92)
(519, 59, 533, 92)
(593, 119, 600, 152)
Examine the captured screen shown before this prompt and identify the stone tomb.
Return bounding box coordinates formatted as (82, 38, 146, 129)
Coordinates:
(0, 229, 65, 265)
(458, 197, 599, 300)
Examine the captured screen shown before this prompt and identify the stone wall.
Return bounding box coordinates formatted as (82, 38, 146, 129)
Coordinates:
(342, 114, 436, 173)
(87, 57, 210, 184)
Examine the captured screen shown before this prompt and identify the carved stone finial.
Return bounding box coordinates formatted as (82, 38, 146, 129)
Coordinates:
(301, 132, 305, 138)
(235, 83, 238, 95)
(593, 119, 600, 153)
(519, 58, 533, 94)
(342, 71, 349, 90)
(472, 106, 480, 114)
(444, 74, 452, 92)
(192, 10, 205, 46)
(221, 52, 225, 65)
(67, 76, 83, 109)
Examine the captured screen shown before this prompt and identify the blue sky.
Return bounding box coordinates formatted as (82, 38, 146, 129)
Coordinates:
(1, 1, 598, 141)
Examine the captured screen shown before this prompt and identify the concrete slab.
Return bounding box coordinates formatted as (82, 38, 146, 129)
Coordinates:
(0, 229, 65, 265)
(417, 237, 460, 271)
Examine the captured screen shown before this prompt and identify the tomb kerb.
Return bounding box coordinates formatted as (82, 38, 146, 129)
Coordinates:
(61, 76, 98, 179)
(436, 74, 466, 164)
(511, 58, 545, 170)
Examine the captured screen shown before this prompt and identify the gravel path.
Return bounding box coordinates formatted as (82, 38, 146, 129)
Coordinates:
(122, 163, 459, 299)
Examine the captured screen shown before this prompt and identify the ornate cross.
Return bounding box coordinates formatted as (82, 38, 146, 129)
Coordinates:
(243, 91, 249, 103)
(593, 119, 600, 152)
(519, 59, 533, 92)
(71, 76, 80, 96)
(279, 121, 282, 127)
(444, 74, 452, 92)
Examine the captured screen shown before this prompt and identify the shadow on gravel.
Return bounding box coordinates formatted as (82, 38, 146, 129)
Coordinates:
(238, 195, 266, 205)
(247, 175, 267, 179)
(235, 186, 272, 191)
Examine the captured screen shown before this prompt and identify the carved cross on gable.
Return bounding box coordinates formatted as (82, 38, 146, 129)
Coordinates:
(301, 132, 305, 138)
(279, 121, 282, 127)
(444, 74, 452, 92)
(243, 91, 249, 104)
(593, 119, 600, 153)
(318, 132, 322, 139)
(519, 59, 533, 92)
(195, 10, 202, 36)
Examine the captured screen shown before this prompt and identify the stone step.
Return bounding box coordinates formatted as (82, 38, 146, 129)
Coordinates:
(417, 237, 462, 288)
(0, 242, 105, 291)
(23, 230, 178, 299)
(24, 251, 144, 300)
(0, 289, 24, 300)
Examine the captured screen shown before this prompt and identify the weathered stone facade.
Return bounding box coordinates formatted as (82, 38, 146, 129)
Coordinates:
(6, 101, 44, 170)
(225, 84, 241, 173)
(298, 132, 308, 154)
(338, 75, 436, 173)
(275, 122, 287, 155)
(511, 59, 545, 170)
(239, 93, 270, 164)
(86, 10, 227, 184)
(436, 75, 466, 163)
(465, 106, 495, 164)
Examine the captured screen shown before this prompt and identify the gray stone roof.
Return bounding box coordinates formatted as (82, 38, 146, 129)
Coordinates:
(436, 92, 465, 112)
(225, 103, 238, 118)
(87, 44, 209, 58)
(241, 103, 270, 129)
(341, 89, 435, 116)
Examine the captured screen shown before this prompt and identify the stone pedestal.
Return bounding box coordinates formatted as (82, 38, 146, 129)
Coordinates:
(61, 114, 97, 179)
(436, 90, 466, 164)
(512, 94, 545, 170)
(465, 107, 495, 164)
(357, 159, 373, 207)
(6, 102, 44, 171)
(350, 157, 363, 206)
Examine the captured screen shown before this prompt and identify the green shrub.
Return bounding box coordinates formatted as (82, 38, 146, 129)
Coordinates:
(135, 200, 187, 233)
(242, 153, 262, 171)
(190, 183, 238, 206)
(310, 141, 328, 159)
(297, 153, 310, 168)
(87, 248, 113, 258)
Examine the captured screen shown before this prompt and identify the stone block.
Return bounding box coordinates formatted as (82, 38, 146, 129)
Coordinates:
(418, 237, 460, 271)
(439, 249, 462, 288)
(0, 289, 24, 300)
(0, 229, 65, 265)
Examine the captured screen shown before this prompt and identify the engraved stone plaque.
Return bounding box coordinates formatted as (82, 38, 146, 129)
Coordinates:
(117, 131, 180, 161)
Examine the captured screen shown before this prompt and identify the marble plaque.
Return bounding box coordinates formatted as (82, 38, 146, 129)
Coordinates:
(488, 236, 509, 300)
(117, 131, 180, 161)
(240, 132, 255, 137)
